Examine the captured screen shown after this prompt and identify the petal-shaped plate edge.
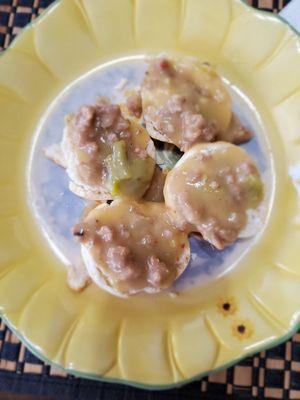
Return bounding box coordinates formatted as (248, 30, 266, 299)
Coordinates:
(1, 312, 300, 390)
(0, 0, 299, 390)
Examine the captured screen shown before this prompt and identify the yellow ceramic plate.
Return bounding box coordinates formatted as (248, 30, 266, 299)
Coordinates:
(0, 0, 300, 389)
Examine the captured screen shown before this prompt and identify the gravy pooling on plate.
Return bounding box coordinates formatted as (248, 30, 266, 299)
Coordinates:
(164, 142, 263, 250)
(73, 200, 190, 296)
(141, 58, 252, 151)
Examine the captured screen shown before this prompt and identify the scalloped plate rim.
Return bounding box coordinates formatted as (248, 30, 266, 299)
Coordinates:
(240, 0, 300, 37)
(1, 312, 299, 390)
(0, 0, 299, 390)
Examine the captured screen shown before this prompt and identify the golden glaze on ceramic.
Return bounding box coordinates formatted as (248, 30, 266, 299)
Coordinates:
(0, 0, 300, 389)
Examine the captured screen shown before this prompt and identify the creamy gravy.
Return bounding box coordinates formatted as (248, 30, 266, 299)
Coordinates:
(142, 58, 251, 151)
(164, 142, 263, 249)
(62, 98, 155, 199)
(74, 200, 190, 294)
